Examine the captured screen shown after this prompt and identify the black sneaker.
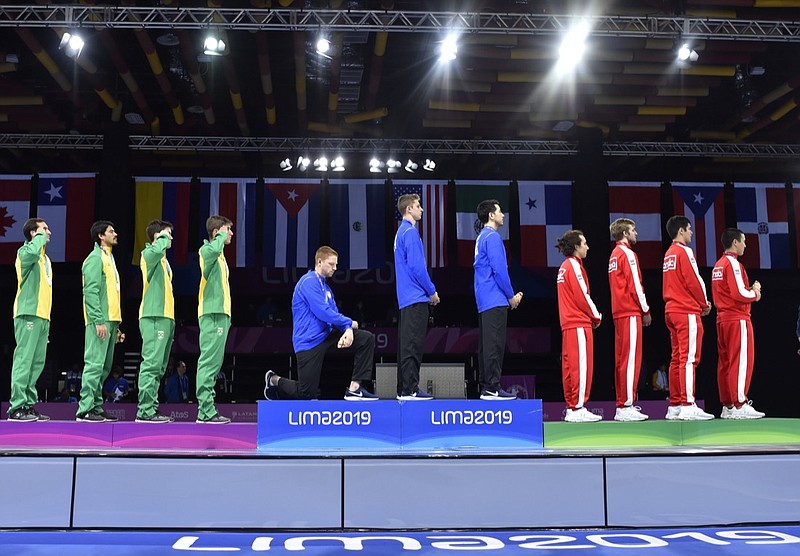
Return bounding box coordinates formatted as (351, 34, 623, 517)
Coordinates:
(76, 411, 106, 423)
(135, 413, 173, 423)
(28, 407, 50, 421)
(95, 409, 119, 422)
(264, 370, 279, 400)
(196, 414, 231, 424)
(8, 407, 37, 422)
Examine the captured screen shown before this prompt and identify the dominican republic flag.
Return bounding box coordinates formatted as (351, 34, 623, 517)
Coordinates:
(199, 178, 257, 268)
(329, 179, 387, 269)
(133, 177, 191, 265)
(263, 178, 321, 268)
(518, 180, 571, 268)
(672, 182, 725, 267)
(393, 180, 448, 268)
(454, 180, 509, 266)
(37, 173, 96, 263)
(0, 175, 31, 264)
(735, 182, 789, 269)
(608, 181, 662, 269)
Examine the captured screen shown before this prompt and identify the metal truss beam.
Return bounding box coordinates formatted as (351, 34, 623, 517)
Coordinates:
(3, 134, 800, 158)
(2, 6, 800, 41)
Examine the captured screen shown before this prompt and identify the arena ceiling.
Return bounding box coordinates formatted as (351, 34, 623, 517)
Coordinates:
(3, 0, 800, 178)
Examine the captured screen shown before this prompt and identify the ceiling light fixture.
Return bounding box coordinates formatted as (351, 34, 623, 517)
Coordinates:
(316, 36, 331, 56)
(387, 159, 401, 174)
(313, 157, 329, 172)
(423, 159, 436, 172)
(331, 157, 345, 172)
(279, 158, 293, 172)
(203, 35, 226, 57)
(404, 159, 418, 173)
(59, 31, 85, 59)
(556, 22, 589, 73)
(439, 34, 458, 62)
(297, 156, 310, 172)
(677, 43, 699, 63)
(369, 158, 383, 173)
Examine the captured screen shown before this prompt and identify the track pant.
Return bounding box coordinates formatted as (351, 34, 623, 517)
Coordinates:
(613, 315, 643, 408)
(396, 302, 429, 396)
(78, 321, 119, 417)
(665, 312, 703, 406)
(9, 316, 50, 414)
(276, 330, 375, 400)
(562, 326, 593, 410)
(137, 317, 175, 419)
(478, 306, 507, 392)
(717, 318, 754, 407)
(197, 314, 230, 420)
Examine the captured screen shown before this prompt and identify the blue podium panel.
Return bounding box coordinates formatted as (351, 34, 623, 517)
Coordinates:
(401, 399, 543, 449)
(257, 400, 402, 451)
(0, 457, 74, 528)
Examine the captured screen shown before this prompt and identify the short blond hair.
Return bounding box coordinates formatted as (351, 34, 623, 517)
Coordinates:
(314, 245, 338, 263)
(397, 193, 420, 215)
(609, 218, 635, 241)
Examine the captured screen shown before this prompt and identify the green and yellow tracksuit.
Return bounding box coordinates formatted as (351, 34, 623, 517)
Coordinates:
(9, 232, 52, 414)
(137, 235, 174, 419)
(196, 231, 230, 421)
(78, 243, 122, 417)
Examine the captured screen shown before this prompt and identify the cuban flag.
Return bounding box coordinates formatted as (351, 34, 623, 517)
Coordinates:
(263, 178, 322, 268)
(199, 178, 256, 268)
(392, 180, 448, 268)
(518, 180, 571, 268)
(37, 173, 96, 262)
(608, 181, 662, 269)
(0, 175, 31, 264)
(735, 182, 789, 269)
(329, 179, 387, 269)
(672, 182, 725, 267)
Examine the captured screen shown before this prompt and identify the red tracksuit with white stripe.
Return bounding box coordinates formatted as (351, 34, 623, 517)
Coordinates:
(662, 241, 709, 406)
(711, 252, 758, 408)
(558, 256, 602, 410)
(609, 242, 650, 408)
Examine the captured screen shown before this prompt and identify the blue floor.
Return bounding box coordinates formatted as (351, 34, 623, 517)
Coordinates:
(0, 527, 798, 555)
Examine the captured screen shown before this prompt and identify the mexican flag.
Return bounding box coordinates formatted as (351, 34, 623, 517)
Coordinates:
(454, 180, 510, 266)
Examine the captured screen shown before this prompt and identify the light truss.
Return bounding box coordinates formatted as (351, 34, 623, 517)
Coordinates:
(3, 134, 800, 159)
(2, 6, 800, 41)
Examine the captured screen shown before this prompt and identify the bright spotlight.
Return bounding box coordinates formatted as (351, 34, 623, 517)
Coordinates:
(314, 157, 329, 172)
(59, 32, 85, 58)
(316, 37, 331, 55)
(369, 158, 383, 173)
(404, 159, 418, 173)
(677, 43, 699, 63)
(439, 34, 458, 62)
(297, 156, 310, 171)
(423, 158, 436, 172)
(331, 156, 345, 172)
(557, 22, 589, 72)
(387, 159, 401, 174)
(280, 158, 293, 172)
(203, 35, 226, 56)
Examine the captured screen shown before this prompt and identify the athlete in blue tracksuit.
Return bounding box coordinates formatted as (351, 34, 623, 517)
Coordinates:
(474, 199, 522, 400)
(267, 246, 377, 401)
(394, 193, 440, 399)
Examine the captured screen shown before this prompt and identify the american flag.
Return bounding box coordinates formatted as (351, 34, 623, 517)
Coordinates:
(393, 180, 448, 267)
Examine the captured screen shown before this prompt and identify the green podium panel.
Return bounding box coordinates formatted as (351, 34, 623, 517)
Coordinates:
(680, 418, 800, 446)
(544, 418, 800, 448)
(544, 421, 682, 448)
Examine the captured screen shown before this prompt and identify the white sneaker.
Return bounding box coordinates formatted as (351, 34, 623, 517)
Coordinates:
(724, 401, 765, 420)
(720, 406, 733, 419)
(564, 407, 602, 423)
(614, 405, 649, 422)
(678, 403, 715, 421)
(665, 405, 681, 420)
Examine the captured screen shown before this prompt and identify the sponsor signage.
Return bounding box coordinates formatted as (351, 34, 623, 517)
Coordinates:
(257, 400, 403, 450)
(402, 399, 543, 449)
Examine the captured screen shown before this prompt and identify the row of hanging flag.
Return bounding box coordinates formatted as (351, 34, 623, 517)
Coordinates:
(0, 174, 796, 270)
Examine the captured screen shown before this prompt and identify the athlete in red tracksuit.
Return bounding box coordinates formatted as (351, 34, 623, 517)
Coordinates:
(662, 216, 713, 420)
(557, 230, 602, 422)
(608, 218, 651, 421)
(711, 228, 764, 419)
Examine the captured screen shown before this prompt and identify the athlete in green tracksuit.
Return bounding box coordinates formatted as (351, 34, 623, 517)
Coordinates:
(8, 218, 53, 422)
(135, 220, 175, 423)
(77, 220, 123, 423)
(196, 215, 233, 424)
